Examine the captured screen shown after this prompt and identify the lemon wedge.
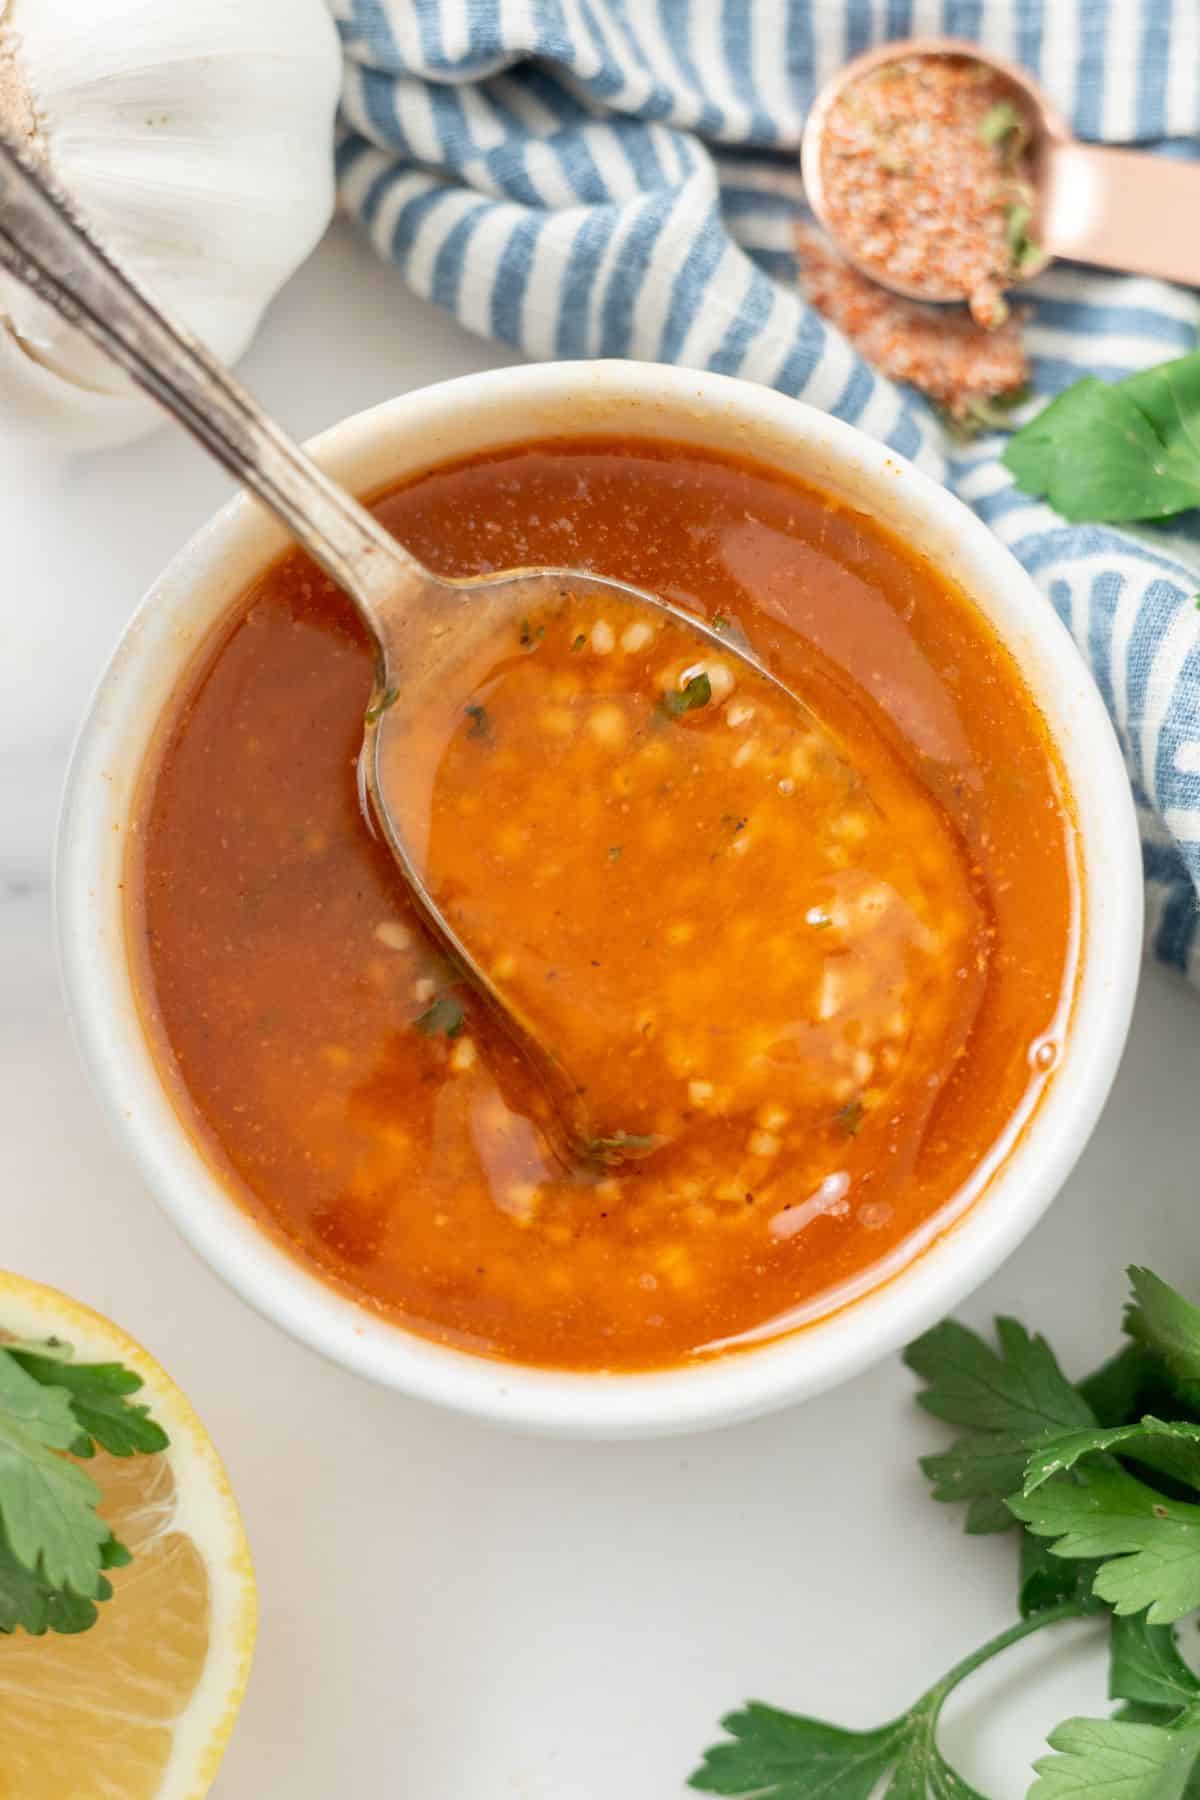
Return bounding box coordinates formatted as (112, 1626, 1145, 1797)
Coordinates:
(0, 1272, 256, 1799)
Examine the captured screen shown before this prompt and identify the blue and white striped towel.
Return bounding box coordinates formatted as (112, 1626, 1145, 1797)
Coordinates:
(331, 0, 1200, 981)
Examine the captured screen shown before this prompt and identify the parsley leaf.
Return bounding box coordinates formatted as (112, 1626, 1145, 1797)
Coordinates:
(691, 1674, 1016, 1797)
(689, 1703, 904, 1797)
(0, 1349, 112, 1596)
(1080, 1343, 1169, 1428)
(904, 1317, 1094, 1533)
(0, 1521, 109, 1637)
(0, 1339, 165, 1638)
(1109, 1612, 1200, 1713)
(1028, 1714, 1200, 1800)
(464, 703, 490, 740)
(0, 1518, 129, 1637)
(1010, 1464, 1200, 1624)
(1004, 352, 1200, 523)
(1024, 1418, 1200, 1496)
(660, 672, 712, 718)
(414, 995, 465, 1039)
(1020, 1530, 1103, 1619)
(1126, 1270, 1200, 1405)
(8, 1349, 168, 1459)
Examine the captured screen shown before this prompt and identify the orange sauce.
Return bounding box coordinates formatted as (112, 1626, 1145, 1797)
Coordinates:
(128, 438, 1076, 1370)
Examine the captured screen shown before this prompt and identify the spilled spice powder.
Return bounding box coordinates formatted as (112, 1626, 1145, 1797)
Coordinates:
(817, 53, 1040, 328)
(796, 225, 1030, 425)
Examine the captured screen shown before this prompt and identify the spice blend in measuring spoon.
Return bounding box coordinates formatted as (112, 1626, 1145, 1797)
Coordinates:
(815, 54, 1041, 329)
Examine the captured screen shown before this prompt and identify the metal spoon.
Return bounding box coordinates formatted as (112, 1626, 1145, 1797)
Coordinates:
(802, 36, 1200, 300)
(0, 128, 858, 1165)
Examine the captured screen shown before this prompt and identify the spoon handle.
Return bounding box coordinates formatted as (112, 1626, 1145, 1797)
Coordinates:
(1041, 142, 1200, 289)
(0, 130, 427, 636)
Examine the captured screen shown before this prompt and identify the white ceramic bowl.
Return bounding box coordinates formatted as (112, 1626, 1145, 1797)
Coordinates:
(57, 361, 1142, 1438)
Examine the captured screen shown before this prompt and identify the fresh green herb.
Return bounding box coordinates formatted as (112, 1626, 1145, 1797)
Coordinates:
(1030, 1713, 1200, 1797)
(571, 633, 587, 652)
(692, 1605, 1087, 1798)
(1004, 350, 1200, 523)
(691, 1267, 1200, 1797)
(0, 1338, 167, 1637)
(465, 703, 490, 740)
(835, 1098, 865, 1138)
(1022, 1416, 1200, 1495)
(6, 1347, 168, 1460)
(364, 685, 398, 725)
(1004, 199, 1042, 272)
(607, 845, 623, 862)
(1011, 1464, 1200, 1625)
(1126, 1267, 1200, 1399)
(979, 99, 1021, 147)
(659, 672, 712, 719)
(414, 994, 465, 1039)
(1109, 1609, 1200, 1712)
(711, 614, 730, 632)
(584, 1131, 658, 1165)
(519, 618, 545, 649)
(904, 1315, 1095, 1533)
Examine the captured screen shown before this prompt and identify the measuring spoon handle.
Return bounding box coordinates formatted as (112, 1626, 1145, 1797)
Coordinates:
(1041, 142, 1200, 289)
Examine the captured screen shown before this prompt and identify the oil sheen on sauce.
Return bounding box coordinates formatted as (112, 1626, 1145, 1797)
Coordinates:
(129, 439, 1078, 1371)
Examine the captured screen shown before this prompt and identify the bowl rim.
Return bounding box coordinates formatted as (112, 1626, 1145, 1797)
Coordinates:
(55, 358, 1143, 1438)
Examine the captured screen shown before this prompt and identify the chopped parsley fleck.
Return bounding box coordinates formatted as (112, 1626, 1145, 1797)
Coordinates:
(584, 1131, 658, 1164)
(414, 994, 465, 1039)
(465, 703, 490, 740)
(571, 632, 587, 652)
(658, 671, 712, 719)
(1004, 199, 1041, 271)
(519, 618, 545, 649)
(607, 845, 623, 862)
(711, 613, 729, 632)
(837, 1098, 865, 1137)
(364, 685, 399, 724)
(979, 99, 1020, 147)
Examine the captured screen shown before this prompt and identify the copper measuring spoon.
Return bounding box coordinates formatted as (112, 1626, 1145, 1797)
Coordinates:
(0, 128, 864, 1168)
(802, 35, 1200, 299)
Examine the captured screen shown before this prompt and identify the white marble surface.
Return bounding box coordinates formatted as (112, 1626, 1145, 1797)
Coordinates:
(4, 219, 1200, 1797)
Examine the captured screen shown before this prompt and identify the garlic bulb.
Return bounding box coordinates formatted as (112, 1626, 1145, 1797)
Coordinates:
(0, 0, 342, 449)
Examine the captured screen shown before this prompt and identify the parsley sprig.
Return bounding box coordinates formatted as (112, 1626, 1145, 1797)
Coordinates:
(0, 1335, 167, 1637)
(1004, 350, 1200, 523)
(690, 1266, 1200, 1797)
